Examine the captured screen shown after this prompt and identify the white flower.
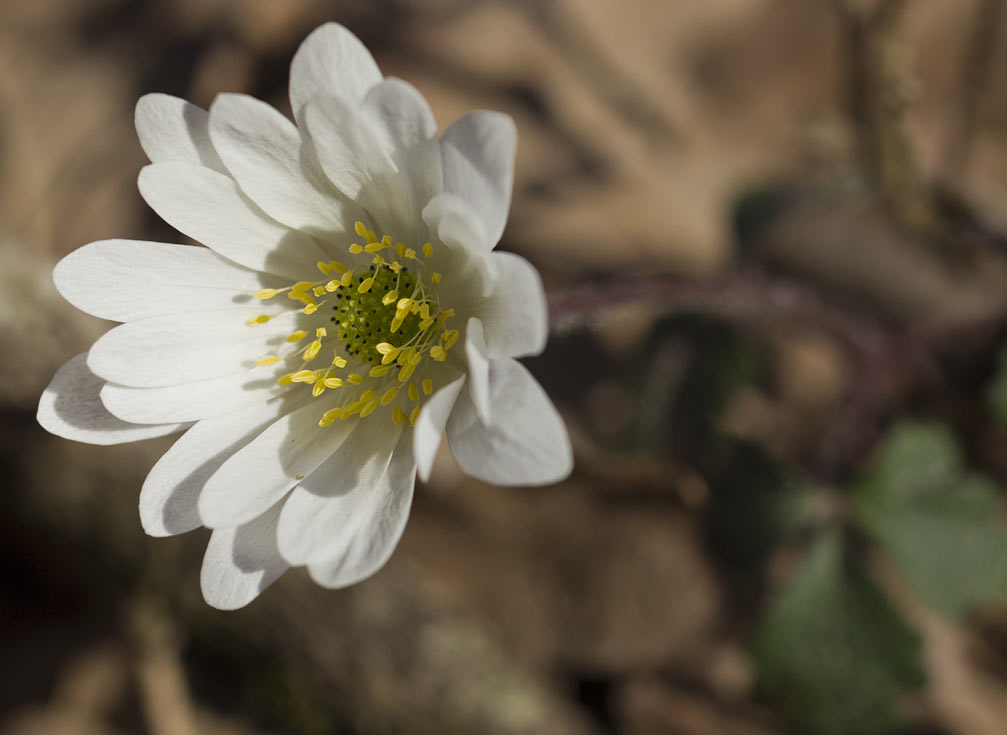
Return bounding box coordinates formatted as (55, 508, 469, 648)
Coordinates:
(36, 23, 572, 610)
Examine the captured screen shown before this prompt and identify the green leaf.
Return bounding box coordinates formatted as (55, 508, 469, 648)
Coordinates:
(862, 422, 962, 499)
(753, 531, 925, 735)
(988, 344, 1007, 426)
(853, 422, 1007, 616)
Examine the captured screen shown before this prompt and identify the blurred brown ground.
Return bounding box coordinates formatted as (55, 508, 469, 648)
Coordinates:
(1, 1, 1006, 733)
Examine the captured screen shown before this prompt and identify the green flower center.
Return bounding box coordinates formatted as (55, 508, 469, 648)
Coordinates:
(332, 266, 420, 365)
(248, 221, 461, 427)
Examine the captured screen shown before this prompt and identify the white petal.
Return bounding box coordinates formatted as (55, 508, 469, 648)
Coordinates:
(306, 436, 415, 587)
(302, 94, 411, 234)
(198, 403, 358, 528)
(474, 252, 548, 359)
(423, 192, 490, 258)
(138, 162, 324, 280)
(364, 79, 443, 218)
(289, 22, 382, 120)
(53, 239, 276, 322)
(363, 77, 437, 149)
(277, 419, 407, 566)
(439, 111, 516, 249)
(284, 430, 416, 588)
(101, 370, 279, 424)
(422, 196, 501, 300)
(135, 93, 226, 172)
(447, 358, 572, 486)
(464, 317, 491, 423)
(140, 396, 300, 537)
(208, 93, 354, 234)
(87, 307, 298, 388)
(37, 352, 187, 446)
(413, 372, 466, 483)
(201, 503, 289, 610)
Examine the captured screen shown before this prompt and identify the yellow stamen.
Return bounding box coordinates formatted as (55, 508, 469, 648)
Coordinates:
(254, 288, 280, 300)
(422, 242, 433, 257)
(393, 405, 407, 426)
(255, 355, 281, 366)
(376, 342, 398, 355)
(286, 330, 307, 343)
(422, 378, 433, 396)
(304, 340, 322, 360)
(319, 407, 343, 426)
(247, 314, 272, 325)
(381, 386, 400, 405)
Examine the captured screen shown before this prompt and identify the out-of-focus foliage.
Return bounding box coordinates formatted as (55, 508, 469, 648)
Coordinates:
(751, 418, 1007, 734)
(752, 531, 925, 735)
(854, 422, 1007, 616)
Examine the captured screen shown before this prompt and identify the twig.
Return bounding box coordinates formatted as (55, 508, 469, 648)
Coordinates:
(547, 270, 885, 358)
(835, 0, 935, 229)
(548, 272, 1007, 483)
(812, 311, 1007, 481)
(942, 0, 1007, 184)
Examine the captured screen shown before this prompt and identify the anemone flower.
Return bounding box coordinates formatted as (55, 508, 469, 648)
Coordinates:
(37, 23, 572, 609)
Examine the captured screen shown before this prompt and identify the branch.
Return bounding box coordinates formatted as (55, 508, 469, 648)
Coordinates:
(548, 271, 884, 357)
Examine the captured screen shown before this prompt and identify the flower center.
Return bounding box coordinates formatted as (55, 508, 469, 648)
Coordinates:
(247, 221, 459, 428)
(333, 265, 420, 365)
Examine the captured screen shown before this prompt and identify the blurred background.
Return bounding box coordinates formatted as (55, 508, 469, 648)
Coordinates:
(2, 0, 1007, 733)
